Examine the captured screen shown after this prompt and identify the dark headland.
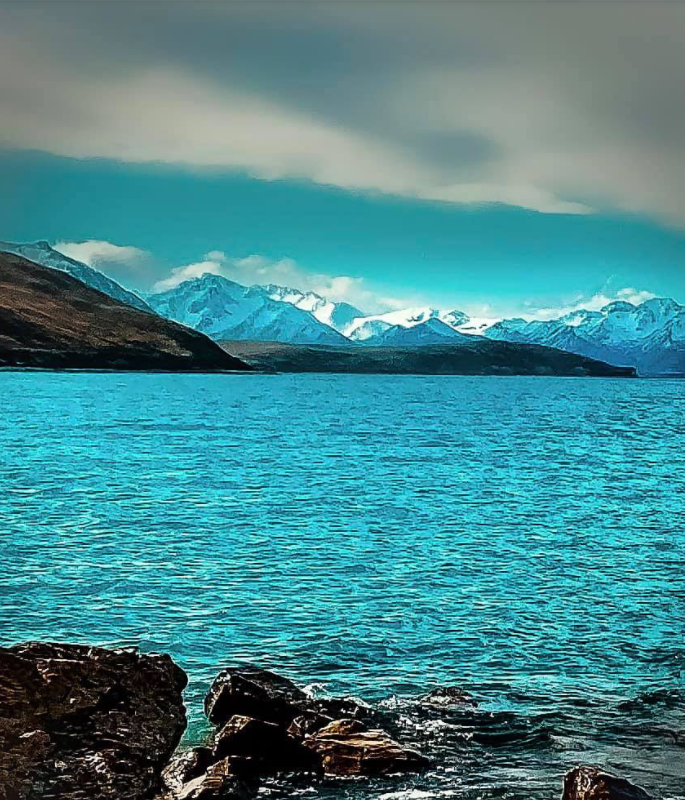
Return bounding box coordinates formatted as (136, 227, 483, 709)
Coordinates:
(0, 252, 250, 371)
(221, 340, 637, 377)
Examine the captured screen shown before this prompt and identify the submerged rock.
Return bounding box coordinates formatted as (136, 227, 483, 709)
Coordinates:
(419, 686, 478, 709)
(303, 718, 430, 777)
(562, 766, 654, 800)
(0, 641, 187, 800)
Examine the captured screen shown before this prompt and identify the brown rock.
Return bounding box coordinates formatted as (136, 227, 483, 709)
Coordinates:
(287, 712, 334, 739)
(161, 748, 214, 794)
(0, 642, 187, 800)
(562, 767, 654, 800)
(172, 759, 252, 800)
(313, 718, 367, 736)
(205, 667, 365, 731)
(205, 668, 309, 728)
(304, 720, 429, 777)
(212, 715, 319, 775)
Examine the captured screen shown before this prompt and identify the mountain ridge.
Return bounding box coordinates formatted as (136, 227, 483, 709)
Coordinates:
(147, 274, 350, 345)
(0, 252, 249, 371)
(0, 240, 153, 313)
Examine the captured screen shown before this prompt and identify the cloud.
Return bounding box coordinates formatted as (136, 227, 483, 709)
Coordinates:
(5, 3, 685, 221)
(151, 259, 227, 293)
(524, 286, 657, 321)
(151, 250, 408, 312)
(54, 240, 148, 268)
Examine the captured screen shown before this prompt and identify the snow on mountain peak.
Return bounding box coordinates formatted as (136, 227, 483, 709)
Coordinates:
(147, 273, 349, 345)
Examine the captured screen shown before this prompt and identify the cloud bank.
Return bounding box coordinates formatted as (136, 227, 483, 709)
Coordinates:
(2, 3, 685, 223)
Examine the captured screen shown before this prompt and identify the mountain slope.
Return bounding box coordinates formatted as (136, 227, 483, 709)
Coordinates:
(345, 306, 472, 341)
(220, 339, 635, 377)
(371, 317, 471, 346)
(148, 275, 349, 344)
(264, 284, 363, 333)
(485, 298, 685, 376)
(0, 241, 153, 313)
(0, 252, 249, 370)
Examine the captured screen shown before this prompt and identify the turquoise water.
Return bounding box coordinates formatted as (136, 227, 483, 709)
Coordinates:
(1, 373, 683, 799)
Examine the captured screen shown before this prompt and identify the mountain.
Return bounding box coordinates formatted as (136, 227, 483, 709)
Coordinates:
(0, 240, 152, 313)
(371, 317, 471, 346)
(345, 306, 471, 341)
(485, 298, 685, 376)
(147, 274, 349, 345)
(0, 252, 249, 371)
(264, 284, 363, 333)
(220, 339, 635, 377)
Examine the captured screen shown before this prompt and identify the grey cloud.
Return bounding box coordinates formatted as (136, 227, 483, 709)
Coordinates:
(1, 1, 685, 222)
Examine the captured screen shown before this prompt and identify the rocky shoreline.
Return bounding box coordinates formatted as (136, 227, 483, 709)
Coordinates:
(0, 643, 657, 800)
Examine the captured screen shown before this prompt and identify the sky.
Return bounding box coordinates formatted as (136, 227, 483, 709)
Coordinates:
(1, 1, 685, 317)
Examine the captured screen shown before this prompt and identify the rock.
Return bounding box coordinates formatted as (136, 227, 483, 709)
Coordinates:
(205, 667, 309, 728)
(212, 715, 320, 775)
(313, 718, 367, 736)
(287, 712, 334, 739)
(162, 748, 214, 794)
(205, 667, 366, 730)
(0, 642, 187, 800)
(419, 686, 478, 709)
(171, 760, 252, 800)
(562, 767, 654, 800)
(303, 719, 430, 777)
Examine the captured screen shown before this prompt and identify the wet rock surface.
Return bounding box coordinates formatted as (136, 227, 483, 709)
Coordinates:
(0, 645, 670, 800)
(419, 686, 479, 710)
(166, 666, 428, 794)
(0, 642, 187, 800)
(205, 666, 366, 730)
(562, 767, 654, 800)
(303, 718, 430, 776)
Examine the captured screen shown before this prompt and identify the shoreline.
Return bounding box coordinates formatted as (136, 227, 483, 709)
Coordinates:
(0, 641, 665, 800)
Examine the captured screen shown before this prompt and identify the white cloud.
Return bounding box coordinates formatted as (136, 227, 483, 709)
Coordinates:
(151, 250, 410, 312)
(0, 12, 605, 218)
(524, 286, 657, 321)
(151, 258, 226, 292)
(54, 239, 148, 267)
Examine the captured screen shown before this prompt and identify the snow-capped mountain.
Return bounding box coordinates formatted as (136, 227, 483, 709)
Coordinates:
(485, 297, 685, 375)
(345, 306, 471, 341)
(0, 240, 152, 313)
(264, 284, 363, 333)
(147, 274, 349, 345)
(370, 317, 472, 346)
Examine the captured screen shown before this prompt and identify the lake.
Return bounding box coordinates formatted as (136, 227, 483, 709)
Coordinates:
(1, 373, 683, 799)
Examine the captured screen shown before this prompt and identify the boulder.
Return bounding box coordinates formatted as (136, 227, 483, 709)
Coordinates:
(205, 667, 309, 728)
(419, 686, 478, 709)
(170, 759, 252, 800)
(205, 667, 366, 730)
(287, 712, 334, 739)
(303, 718, 430, 777)
(212, 715, 320, 775)
(0, 642, 187, 800)
(161, 748, 214, 794)
(562, 767, 654, 800)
